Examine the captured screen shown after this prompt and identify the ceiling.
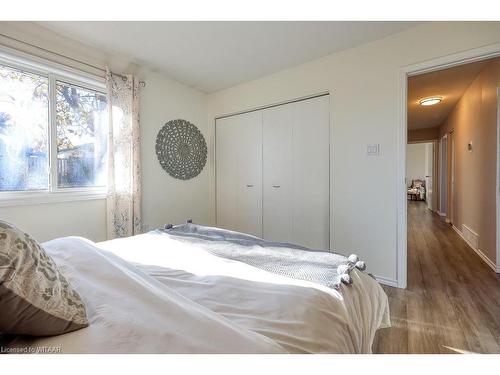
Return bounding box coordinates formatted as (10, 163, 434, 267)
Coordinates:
(407, 58, 494, 130)
(38, 21, 421, 93)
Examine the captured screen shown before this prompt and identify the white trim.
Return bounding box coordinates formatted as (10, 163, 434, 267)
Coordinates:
(453, 225, 499, 273)
(214, 92, 329, 120)
(450, 131, 455, 225)
(396, 68, 407, 289)
(0, 190, 107, 207)
(374, 275, 399, 288)
(0, 44, 105, 89)
(397, 42, 500, 290)
(48, 73, 58, 191)
(497, 87, 500, 273)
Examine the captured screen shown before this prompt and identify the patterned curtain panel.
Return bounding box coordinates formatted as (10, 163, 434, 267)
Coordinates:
(105, 68, 142, 239)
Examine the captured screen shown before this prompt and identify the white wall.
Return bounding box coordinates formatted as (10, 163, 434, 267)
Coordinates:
(0, 22, 209, 242)
(406, 143, 427, 186)
(206, 22, 500, 284)
(0, 200, 107, 242)
(139, 68, 209, 231)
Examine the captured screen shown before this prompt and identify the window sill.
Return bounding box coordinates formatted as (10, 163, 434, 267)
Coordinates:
(0, 190, 107, 208)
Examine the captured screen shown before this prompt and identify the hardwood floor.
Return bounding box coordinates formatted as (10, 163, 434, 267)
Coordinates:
(373, 201, 500, 354)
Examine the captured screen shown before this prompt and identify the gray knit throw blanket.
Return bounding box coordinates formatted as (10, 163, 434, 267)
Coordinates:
(159, 223, 367, 289)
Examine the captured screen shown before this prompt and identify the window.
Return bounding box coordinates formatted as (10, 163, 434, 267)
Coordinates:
(56, 81, 107, 188)
(0, 65, 49, 191)
(0, 50, 108, 204)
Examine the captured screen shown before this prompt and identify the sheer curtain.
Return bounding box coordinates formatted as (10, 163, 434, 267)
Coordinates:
(105, 68, 142, 239)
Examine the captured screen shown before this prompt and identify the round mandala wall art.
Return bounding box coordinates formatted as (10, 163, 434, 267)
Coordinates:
(155, 119, 207, 180)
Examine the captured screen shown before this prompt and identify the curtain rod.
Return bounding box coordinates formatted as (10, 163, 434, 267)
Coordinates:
(0, 32, 146, 87)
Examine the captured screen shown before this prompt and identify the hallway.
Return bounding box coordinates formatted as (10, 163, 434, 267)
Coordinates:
(374, 201, 500, 353)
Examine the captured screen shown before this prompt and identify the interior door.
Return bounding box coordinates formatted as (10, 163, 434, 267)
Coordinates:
(216, 111, 263, 237)
(262, 103, 293, 242)
(292, 95, 330, 249)
(262, 95, 330, 249)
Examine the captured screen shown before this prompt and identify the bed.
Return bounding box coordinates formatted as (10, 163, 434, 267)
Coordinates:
(6, 223, 390, 354)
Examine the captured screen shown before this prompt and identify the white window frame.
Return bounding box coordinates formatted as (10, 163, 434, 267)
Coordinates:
(0, 45, 108, 207)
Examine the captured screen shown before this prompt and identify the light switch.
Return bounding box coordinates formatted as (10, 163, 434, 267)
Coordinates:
(366, 144, 380, 156)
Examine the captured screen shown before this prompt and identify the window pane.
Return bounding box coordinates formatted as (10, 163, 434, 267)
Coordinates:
(56, 81, 107, 188)
(0, 65, 49, 191)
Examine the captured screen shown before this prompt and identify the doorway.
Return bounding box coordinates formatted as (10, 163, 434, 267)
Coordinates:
(398, 46, 500, 288)
(380, 52, 500, 353)
(405, 56, 500, 275)
(406, 142, 434, 207)
(424, 141, 436, 212)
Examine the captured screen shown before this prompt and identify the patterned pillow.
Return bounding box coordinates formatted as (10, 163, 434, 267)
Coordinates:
(0, 221, 88, 336)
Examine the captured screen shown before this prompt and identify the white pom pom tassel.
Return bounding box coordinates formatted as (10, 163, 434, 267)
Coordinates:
(337, 264, 350, 275)
(341, 273, 353, 285)
(355, 260, 366, 271)
(348, 254, 359, 264)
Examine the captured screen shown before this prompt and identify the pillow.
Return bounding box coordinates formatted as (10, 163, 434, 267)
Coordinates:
(0, 221, 88, 336)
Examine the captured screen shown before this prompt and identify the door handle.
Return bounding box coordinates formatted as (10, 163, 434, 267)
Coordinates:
(246, 184, 254, 188)
(272, 185, 281, 188)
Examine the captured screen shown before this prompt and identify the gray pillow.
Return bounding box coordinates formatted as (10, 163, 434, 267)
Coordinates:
(0, 221, 88, 336)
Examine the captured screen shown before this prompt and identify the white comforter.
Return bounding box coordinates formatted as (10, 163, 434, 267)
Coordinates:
(11, 232, 389, 353)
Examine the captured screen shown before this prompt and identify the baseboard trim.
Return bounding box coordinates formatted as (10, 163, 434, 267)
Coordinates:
(452, 225, 499, 273)
(374, 275, 399, 288)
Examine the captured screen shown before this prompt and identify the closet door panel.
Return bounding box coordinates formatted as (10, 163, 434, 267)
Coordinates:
(292, 95, 330, 249)
(216, 111, 262, 237)
(216, 117, 239, 232)
(262, 104, 293, 242)
(235, 112, 263, 237)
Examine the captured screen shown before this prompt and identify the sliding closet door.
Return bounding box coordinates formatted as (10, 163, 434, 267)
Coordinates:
(262, 104, 294, 242)
(216, 111, 263, 237)
(292, 95, 330, 250)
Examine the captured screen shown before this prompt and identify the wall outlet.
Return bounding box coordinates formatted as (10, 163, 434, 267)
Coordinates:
(366, 144, 380, 156)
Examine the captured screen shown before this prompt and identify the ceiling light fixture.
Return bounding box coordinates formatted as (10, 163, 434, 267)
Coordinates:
(419, 97, 442, 106)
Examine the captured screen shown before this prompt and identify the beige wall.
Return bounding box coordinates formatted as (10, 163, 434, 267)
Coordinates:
(207, 22, 500, 283)
(406, 143, 427, 187)
(408, 127, 439, 143)
(0, 22, 209, 242)
(439, 59, 500, 265)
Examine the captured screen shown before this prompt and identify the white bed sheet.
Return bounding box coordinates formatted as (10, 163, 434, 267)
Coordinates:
(11, 231, 389, 353)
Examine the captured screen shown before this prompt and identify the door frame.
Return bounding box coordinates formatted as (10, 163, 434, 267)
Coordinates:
(397, 42, 500, 288)
(497, 87, 500, 273)
(450, 130, 455, 225)
(438, 134, 448, 219)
